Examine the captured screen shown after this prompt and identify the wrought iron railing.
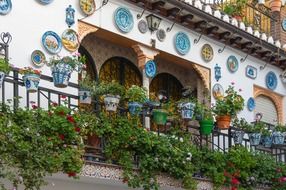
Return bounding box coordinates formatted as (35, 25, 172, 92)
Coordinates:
(201, 0, 276, 35)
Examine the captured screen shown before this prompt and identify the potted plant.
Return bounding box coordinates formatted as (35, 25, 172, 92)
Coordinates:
(19, 67, 41, 93)
(195, 102, 214, 135)
(272, 124, 286, 145)
(246, 122, 264, 146)
(212, 84, 244, 130)
(232, 118, 249, 145)
(78, 75, 96, 104)
(0, 58, 11, 87)
(93, 81, 125, 112)
(178, 86, 196, 120)
(261, 126, 273, 148)
(48, 53, 86, 88)
(125, 85, 147, 116)
(223, 0, 247, 21)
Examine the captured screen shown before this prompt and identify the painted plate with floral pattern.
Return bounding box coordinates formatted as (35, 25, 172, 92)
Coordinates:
(31, 50, 46, 67)
(266, 71, 278, 90)
(62, 29, 79, 52)
(42, 31, 62, 54)
(114, 7, 134, 33)
(145, 60, 157, 78)
(175, 32, 190, 55)
(247, 97, 255, 111)
(226, 55, 239, 73)
(79, 0, 96, 16)
(0, 0, 12, 15)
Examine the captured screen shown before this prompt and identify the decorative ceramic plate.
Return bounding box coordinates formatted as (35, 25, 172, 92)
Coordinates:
(245, 65, 257, 79)
(114, 7, 134, 33)
(156, 29, 166, 42)
(212, 83, 224, 99)
(226, 55, 239, 73)
(247, 97, 255, 112)
(282, 17, 286, 31)
(79, 0, 96, 16)
(42, 31, 62, 54)
(266, 71, 278, 90)
(201, 44, 213, 62)
(138, 20, 148, 34)
(31, 50, 46, 67)
(62, 29, 79, 52)
(38, 0, 54, 4)
(0, 0, 12, 15)
(145, 60, 157, 78)
(175, 32, 190, 55)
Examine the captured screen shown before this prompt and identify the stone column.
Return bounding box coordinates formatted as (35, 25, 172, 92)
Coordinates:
(132, 44, 159, 129)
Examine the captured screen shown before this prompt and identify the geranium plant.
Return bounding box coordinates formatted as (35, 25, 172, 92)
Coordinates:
(93, 80, 125, 97)
(19, 67, 41, 75)
(0, 57, 11, 73)
(48, 52, 86, 71)
(125, 85, 147, 103)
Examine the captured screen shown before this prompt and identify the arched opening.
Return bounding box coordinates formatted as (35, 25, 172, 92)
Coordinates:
(78, 45, 97, 80)
(99, 57, 142, 88)
(254, 95, 278, 125)
(150, 73, 184, 101)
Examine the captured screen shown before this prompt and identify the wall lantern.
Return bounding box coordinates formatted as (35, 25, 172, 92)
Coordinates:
(146, 14, 162, 32)
(214, 64, 221, 82)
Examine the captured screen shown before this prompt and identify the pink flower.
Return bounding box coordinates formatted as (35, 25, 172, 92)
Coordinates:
(231, 82, 235, 85)
(239, 89, 242, 92)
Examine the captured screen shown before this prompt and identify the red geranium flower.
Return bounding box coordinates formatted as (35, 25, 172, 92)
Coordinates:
(59, 134, 65, 140)
(231, 178, 240, 185)
(52, 102, 58, 107)
(67, 172, 76, 177)
(32, 105, 38, 109)
(67, 115, 75, 123)
(61, 95, 67, 99)
(231, 187, 238, 190)
(58, 111, 65, 116)
(75, 127, 81, 132)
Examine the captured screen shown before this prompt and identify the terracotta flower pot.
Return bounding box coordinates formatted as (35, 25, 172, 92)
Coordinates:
(270, 0, 282, 12)
(216, 115, 231, 129)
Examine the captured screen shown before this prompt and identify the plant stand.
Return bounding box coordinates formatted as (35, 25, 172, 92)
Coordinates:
(0, 71, 5, 88)
(199, 120, 214, 135)
(52, 63, 73, 88)
(23, 74, 40, 93)
(104, 94, 120, 112)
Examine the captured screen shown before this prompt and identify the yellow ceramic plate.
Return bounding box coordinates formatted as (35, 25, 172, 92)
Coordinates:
(61, 29, 79, 52)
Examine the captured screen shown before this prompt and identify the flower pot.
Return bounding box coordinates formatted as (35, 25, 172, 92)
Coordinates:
(128, 102, 143, 116)
(232, 130, 245, 145)
(52, 63, 73, 88)
(152, 109, 168, 125)
(0, 71, 5, 88)
(79, 90, 92, 104)
(104, 94, 120, 112)
(23, 74, 41, 93)
(216, 115, 231, 129)
(199, 120, 214, 135)
(179, 102, 195, 120)
(87, 134, 101, 147)
(248, 133, 261, 146)
(272, 131, 285, 145)
(261, 135, 273, 148)
(270, 0, 282, 12)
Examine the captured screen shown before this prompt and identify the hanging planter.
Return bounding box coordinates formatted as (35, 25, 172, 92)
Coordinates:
(0, 71, 5, 88)
(152, 109, 168, 125)
(216, 115, 231, 129)
(128, 102, 143, 116)
(270, 0, 282, 12)
(52, 63, 73, 88)
(79, 89, 92, 104)
(248, 133, 261, 146)
(272, 131, 285, 145)
(199, 120, 214, 135)
(23, 74, 41, 93)
(104, 94, 120, 112)
(179, 102, 195, 120)
(232, 130, 245, 145)
(261, 135, 273, 148)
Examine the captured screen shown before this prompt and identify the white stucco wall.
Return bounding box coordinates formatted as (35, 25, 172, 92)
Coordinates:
(0, 0, 285, 119)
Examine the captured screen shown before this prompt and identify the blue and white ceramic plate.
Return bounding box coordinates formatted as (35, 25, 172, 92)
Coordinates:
(38, 0, 54, 4)
(145, 60, 157, 78)
(175, 32, 190, 55)
(114, 7, 134, 33)
(227, 55, 239, 73)
(247, 97, 255, 112)
(42, 31, 62, 54)
(31, 50, 46, 67)
(0, 0, 12, 15)
(266, 71, 278, 90)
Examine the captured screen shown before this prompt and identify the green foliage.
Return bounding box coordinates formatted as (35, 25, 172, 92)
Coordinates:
(19, 67, 41, 75)
(0, 58, 11, 73)
(93, 81, 125, 97)
(212, 84, 244, 117)
(275, 124, 286, 133)
(232, 118, 252, 131)
(223, 0, 247, 17)
(0, 102, 84, 190)
(125, 85, 147, 103)
(78, 75, 97, 91)
(49, 53, 86, 70)
(195, 101, 213, 121)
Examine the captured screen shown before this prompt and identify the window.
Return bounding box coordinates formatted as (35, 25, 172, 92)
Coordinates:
(254, 95, 278, 125)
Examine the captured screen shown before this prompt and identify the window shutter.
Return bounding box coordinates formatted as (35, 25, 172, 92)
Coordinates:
(254, 95, 278, 125)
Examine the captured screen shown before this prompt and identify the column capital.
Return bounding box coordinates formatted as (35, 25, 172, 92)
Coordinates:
(132, 44, 159, 68)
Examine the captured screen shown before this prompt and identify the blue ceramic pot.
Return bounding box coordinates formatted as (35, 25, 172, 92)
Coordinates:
(179, 102, 195, 120)
(248, 133, 261, 146)
(128, 102, 143, 116)
(261, 135, 273, 148)
(23, 74, 41, 93)
(272, 132, 285, 145)
(232, 130, 245, 145)
(52, 63, 73, 88)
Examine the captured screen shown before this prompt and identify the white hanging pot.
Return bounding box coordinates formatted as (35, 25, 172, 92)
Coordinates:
(0, 71, 5, 88)
(79, 90, 92, 104)
(179, 102, 195, 120)
(104, 94, 120, 112)
(23, 74, 41, 93)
